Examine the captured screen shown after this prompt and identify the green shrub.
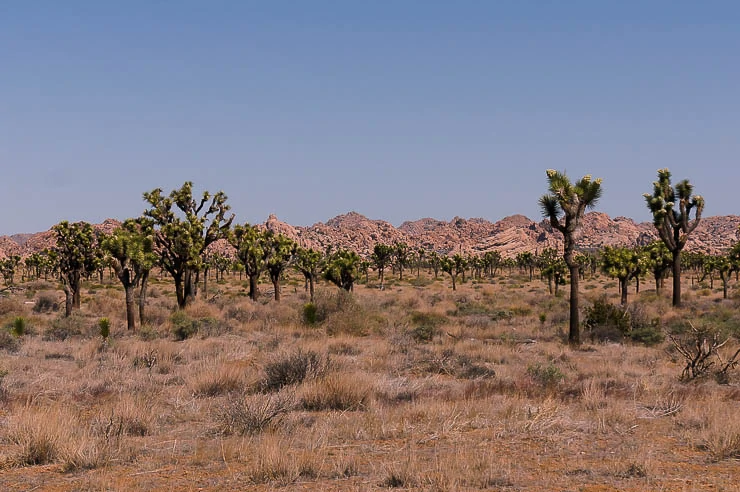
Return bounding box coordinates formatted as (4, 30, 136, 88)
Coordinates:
(170, 311, 198, 341)
(10, 316, 26, 337)
(33, 293, 58, 313)
(98, 318, 110, 339)
(527, 363, 565, 388)
(303, 303, 318, 325)
(584, 296, 664, 346)
(259, 349, 327, 392)
(409, 325, 436, 343)
(0, 331, 19, 352)
(44, 315, 84, 341)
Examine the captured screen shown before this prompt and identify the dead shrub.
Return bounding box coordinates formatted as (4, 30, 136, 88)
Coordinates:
(258, 349, 328, 392)
(215, 391, 295, 436)
(188, 362, 245, 397)
(0, 297, 23, 316)
(300, 373, 372, 411)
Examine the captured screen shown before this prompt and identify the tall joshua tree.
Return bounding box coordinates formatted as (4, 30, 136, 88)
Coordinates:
(643, 168, 704, 307)
(293, 246, 322, 303)
(264, 231, 295, 302)
(600, 246, 641, 305)
(230, 224, 269, 301)
(371, 243, 394, 290)
(143, 182, 234, 309)
(100, 218, 157, 331)
(540, 169, 603, 345)
(52, 221, 98, 317)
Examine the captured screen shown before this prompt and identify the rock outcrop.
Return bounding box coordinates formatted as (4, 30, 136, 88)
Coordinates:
(2, 213, 739, 260)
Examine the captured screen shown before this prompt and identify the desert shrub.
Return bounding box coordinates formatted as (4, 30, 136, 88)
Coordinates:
(421, 349, 496, 380)
(98, 317, 110, 339)
(409, 325, 436, 343)
(584, 296, 663, 346)
(259, 349, 328, 392)
(409, 311, 447, 328)
(0, 330, 19, 352)
(189, 363, 244, 397)
(526, 363, 565, 388)
(0, 298, 22, 316)
(44, 314, 85, 341)
(303, 303, 318, 325)
(215, 391, 295, 435)
(328, 341, 361, 356)
(12, 316, 26, 337)
(300, 373, 372, 411)
(170, 311, 198, 341)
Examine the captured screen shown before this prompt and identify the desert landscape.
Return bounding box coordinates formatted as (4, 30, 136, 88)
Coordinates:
(0, 179, 739, 491)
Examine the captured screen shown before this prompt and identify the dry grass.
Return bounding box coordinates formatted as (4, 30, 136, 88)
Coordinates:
(0, 270, 739, 490)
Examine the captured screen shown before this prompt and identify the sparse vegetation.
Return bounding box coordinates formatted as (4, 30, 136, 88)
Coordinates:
(0, 206, 739, 491)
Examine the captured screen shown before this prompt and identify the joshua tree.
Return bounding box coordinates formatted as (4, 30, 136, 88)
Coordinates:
(644, 169, 704, 307)
(100, 218, 157, 331)
(324, 248, 361, 291)
(230, 224, 269, 301)
(52, 221, 98, 316)
(644, 241, 672, 295)
(393, 241, 410, 281)
(600, 246, 641, 305)
(143, 182, 234, 308)
(538, 248, 566, 295)
(483, 250, 503, 278)
(0, 255, 21, 286)
(293, 246, 322, 303)
(440, 253, 467, 291)
(516, 252, 536, 281)
(428, 251, 441, 279)
(539, 169, 603, 345)
(371, 243, 394, 290)
(264, 232, 295, 302)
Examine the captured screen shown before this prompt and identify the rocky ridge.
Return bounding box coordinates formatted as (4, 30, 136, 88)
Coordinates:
(1, 213, 739, 260)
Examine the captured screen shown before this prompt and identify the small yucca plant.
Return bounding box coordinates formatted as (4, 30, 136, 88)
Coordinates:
(98, 318, 110, 339)
(11, 316, 26, 337)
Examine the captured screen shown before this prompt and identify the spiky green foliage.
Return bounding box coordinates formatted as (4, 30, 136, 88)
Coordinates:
(393, 242, 410, 281)
(293, 246, 323, 303)
(538, 248, 567, 295)
(264, 231, 296, 301)
(643, 241, 672, 295)
(100, 218, 158, 330)
(230, 224, 269, 301)
(601, 246, 641, 305)
(52, 221, 98, 317)
(539, 169, 603, 345)
(324, 248, 361, 291)
(0, 255, 21, 286)
(643, 169, 704, 307)
(483, 250, 503, 278)
(371, 243, 394, 289)
(143, 182, 233, 308)
(440, 253, 467, 291)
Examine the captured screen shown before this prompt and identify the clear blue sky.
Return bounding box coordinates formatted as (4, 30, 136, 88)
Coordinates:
(2, 1, 739, 234)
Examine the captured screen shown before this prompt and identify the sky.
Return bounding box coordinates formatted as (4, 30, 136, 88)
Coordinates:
(2, 1, 739, 235)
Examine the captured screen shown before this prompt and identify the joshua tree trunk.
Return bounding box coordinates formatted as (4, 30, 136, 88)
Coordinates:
(63, 284, 74, 317)
(271, 275, 281, 302)
(619, 277, 628, 305)
(672, 250, 681, 308)
(248, 274, 259, 301)
(568, 264, 580, 344)
(308, 275, 315, 303)
(174, 272, 185, 309)
(139, 271, 149, 327)
(125, 284, 136, 331)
